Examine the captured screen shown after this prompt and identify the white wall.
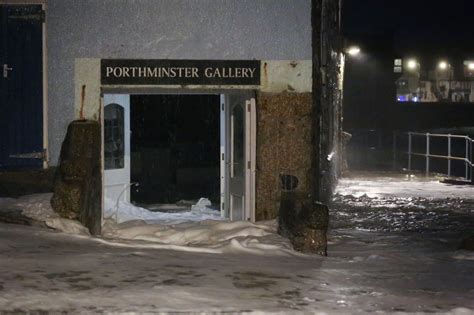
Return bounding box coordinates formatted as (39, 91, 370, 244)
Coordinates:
(47, 0, 311, 165)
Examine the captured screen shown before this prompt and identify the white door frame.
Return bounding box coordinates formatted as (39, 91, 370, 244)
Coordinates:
(101, 90, 256, 223)
(245, 97, 256, 222)
(220, 95, 227, 218)
(103, 94, 131, 209)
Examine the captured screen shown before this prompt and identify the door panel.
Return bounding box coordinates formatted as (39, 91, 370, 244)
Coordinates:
(224, 93, 255, 221)
(245, 98, 256, 222)
(230, 100, 245, 220)
(230, 194, 244, 221)
(0, 5, 44, 169)
(104, 94, 131, 205)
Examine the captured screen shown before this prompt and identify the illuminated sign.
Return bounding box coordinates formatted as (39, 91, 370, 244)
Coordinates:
(101, 59, 261, 86)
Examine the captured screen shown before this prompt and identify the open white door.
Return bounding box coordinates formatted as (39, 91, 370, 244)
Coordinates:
(221, 93, 256, 221)
(245, 97, 256, 222)
(103, 94, 131, 207)
(220, 95, 227, 218)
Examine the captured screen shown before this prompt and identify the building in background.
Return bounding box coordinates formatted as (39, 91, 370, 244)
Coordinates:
(343, 32, 474, 171)
(396, 58, 474, 103)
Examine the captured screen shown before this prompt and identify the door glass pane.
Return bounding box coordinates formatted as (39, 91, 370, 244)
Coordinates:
(231, 194, 244, 221)
(104, 103, 124, 170)
(231, 104, 244, 178)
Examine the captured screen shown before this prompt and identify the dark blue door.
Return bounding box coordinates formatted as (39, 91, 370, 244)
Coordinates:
(0, 5, 43, 169)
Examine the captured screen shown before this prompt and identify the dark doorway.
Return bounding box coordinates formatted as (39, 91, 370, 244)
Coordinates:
(0, 5, 44, 169)
(130, 94, 220, 208)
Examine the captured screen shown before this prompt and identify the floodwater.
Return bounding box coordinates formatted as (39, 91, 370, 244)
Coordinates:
(333, 172, 474, 236)
(325, 172, 474, 313)
(0, 171, 473, 313)
(332, 193, 474, 234)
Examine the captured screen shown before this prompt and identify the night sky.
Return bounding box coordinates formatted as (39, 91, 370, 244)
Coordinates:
(343, 0, 474, 57)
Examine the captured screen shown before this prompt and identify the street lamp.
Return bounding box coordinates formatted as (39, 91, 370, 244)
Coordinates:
(346, 46, 361, 56)
(406, 59, 418, 70)
(436, 60, 452, 80)
(438, 61, 449, 70)
(464, 61, 474, 78)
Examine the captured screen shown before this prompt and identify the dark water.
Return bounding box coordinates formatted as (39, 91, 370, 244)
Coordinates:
(331, 193, 474, 238)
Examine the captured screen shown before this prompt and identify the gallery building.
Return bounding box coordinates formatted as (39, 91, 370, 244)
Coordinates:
(0, 0, 344, 241)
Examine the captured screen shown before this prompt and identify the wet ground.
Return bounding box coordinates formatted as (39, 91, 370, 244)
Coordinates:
(332, 193, 474, 236)
(332, 172, 474, 238)
(0, 172, 473, 313)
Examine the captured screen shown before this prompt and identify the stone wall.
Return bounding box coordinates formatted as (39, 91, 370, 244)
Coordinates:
(255, 92, 313, 220)
(51, 120, 102, 235)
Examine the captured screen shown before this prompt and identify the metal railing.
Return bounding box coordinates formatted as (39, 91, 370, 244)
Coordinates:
(399, 132, 474, 181)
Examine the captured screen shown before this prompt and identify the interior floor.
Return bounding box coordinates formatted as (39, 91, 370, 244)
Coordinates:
(129, 94, 220, 213)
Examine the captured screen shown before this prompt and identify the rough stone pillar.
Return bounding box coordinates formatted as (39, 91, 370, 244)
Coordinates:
(278, 179, 329, 256)
(255, 92, 329, 255)
(255, 92, 313, 221)
(51, 120, 102, 235)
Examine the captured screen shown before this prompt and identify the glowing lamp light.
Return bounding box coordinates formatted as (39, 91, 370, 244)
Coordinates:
(406, 59, 418, 70)
(346, 46, 361, 56)
(468, 63, 474, 70)
(438, 61, 448, 70)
